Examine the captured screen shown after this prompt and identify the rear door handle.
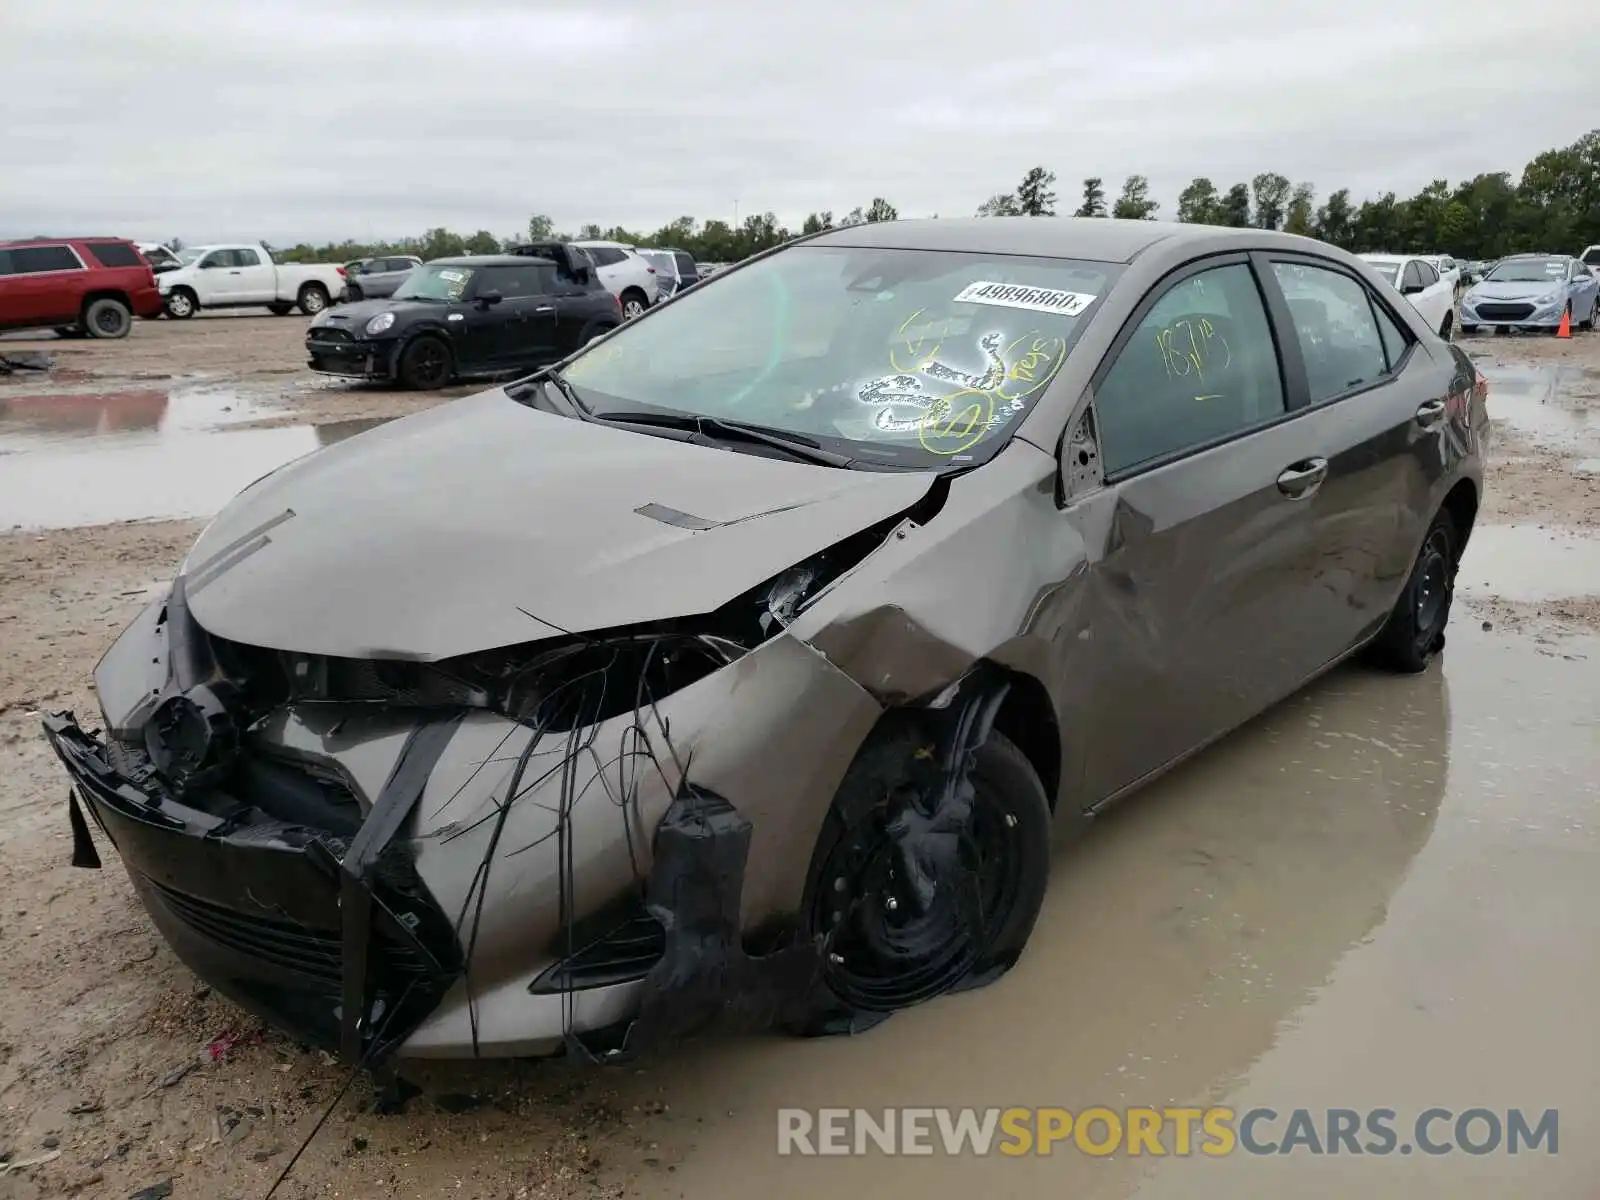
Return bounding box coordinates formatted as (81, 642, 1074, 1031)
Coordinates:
(1277, 457, 1329, 499)
(1415, 398, 1446, 427)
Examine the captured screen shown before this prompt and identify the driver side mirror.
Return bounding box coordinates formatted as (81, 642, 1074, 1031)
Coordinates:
(475, 289, 503, 307)
(1400, 281, 1425, 296)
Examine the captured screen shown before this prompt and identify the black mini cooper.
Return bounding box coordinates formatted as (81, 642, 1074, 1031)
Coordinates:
(306, 245, 621, 389)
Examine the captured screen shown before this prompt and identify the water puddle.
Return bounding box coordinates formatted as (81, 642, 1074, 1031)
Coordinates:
(0, 387, 389, 529)
(1457, 523, 1600, 602)
(1475, 363, 1599, 455)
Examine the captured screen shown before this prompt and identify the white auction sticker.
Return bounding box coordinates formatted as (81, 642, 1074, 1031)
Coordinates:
(952, 281, 1097, 316)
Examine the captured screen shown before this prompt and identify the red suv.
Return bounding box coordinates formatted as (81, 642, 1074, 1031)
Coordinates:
(0, 237, 163, 339)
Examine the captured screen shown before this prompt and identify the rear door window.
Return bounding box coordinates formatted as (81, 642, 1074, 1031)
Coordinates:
(1270, 262, 1390, 404)
(1416, 261, 1440, 286)
(480, 264, 552, 299)
(235, 248, 262, 267)
(1400, 262, 1423, 290)
(674, 251, 697, 276)
(1094, 262, 1287, 474)
(4, 245, 82, 274)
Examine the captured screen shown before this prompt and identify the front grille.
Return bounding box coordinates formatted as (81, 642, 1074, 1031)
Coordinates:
(528, 908, 666, 994)
(147, 879, 432, 995)
(1476, 302, 1536, 321)
(309, 327, 353, 344)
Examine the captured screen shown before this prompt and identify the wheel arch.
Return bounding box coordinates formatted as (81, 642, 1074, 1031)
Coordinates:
(79, 289, 132, 317)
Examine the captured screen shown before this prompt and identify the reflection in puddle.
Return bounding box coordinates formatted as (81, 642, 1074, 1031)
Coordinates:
(1475, 363, 1599, 455)
(1457, 524, 1600, 602)
(0, 388, 393, 529)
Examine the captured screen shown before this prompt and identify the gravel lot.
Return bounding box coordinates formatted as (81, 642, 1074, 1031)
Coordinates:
(1, 314, 1597, 1199)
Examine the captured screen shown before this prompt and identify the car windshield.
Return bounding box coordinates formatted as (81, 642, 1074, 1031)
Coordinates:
(393, 264, 474, 301)
(559, 245, 1118, 468)
(1367, 262, 1400, 283)
(641, 251, 676, 276)
(1484, 258, 1568, 282)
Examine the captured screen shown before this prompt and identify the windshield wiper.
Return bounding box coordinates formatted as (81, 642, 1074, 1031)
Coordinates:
(540, 369, 590, 415)
(592, 409, 853, 467)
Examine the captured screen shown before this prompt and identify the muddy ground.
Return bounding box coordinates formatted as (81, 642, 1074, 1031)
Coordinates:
(1, 315, 1598, 1199)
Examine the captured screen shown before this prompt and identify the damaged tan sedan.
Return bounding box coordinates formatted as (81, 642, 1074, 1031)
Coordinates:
(44, 218, 1488, 1066)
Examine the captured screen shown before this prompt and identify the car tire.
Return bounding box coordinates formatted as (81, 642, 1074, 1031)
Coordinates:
(580, 321, 617, 345)
(53, 325, 87, 339)
(1369, 509, 1458, 674)
(798, 725, 1051, 1021)
(345, 285, 364, 303)
(396, 335, 452, 390)
(1580, 303, 1597, 333)
(268, 302, 295, 316)
(1460, 323, 1478, 335)
(83, 297, 133, 339)
(297, 284, 330, 316)
(620, 289, 648, 320)
(164, 288, 197, 319)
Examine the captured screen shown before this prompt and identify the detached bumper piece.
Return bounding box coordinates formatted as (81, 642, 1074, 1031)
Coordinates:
(306, 333, 396, 380)
(41, 713, 462, 1062)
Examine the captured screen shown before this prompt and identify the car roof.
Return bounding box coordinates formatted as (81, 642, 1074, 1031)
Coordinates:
(573, 239, 633, 249)
(0, 235, 131, 247)
(428, 254, 553, 267)
(1358, 253, 1410, 264)
(807, 217, 1299, 264)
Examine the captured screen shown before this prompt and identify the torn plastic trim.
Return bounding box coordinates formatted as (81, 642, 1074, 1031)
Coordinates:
(586, 662, 1018, 1057)
(573, 784, 822, 1062)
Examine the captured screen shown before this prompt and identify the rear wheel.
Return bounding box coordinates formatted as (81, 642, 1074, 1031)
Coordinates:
(84, 297, 133, 339)
(1369, 509, 1458, 673)
(800, 727, 1050, 1018)
(620, 289, 648, 320)
(397, 335, 452, 389)
(297, 283, 330, 316)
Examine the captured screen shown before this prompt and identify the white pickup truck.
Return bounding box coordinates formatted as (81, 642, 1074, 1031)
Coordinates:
(157, 243, 347, 319)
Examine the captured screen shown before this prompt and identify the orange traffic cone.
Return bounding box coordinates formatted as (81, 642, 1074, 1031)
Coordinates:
(1557, 309, 1572, 338)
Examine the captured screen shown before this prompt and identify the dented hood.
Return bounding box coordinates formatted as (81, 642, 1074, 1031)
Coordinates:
(182, 389, 935, 660)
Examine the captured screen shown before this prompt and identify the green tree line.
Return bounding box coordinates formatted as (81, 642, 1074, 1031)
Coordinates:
(271, 129, 1597, 266)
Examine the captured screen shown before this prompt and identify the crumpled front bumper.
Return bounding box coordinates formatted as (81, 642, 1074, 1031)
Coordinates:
(305, 335, 400, 380)
(46, 616, 884, 1061)
(41, 714, 460, 1058)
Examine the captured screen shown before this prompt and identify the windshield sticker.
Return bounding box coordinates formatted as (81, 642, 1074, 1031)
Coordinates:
(438, 269, 466, 282)
(855, 326, 1070, 455)
(953, 281, 1097, 316)
(1546, 263, 1566, 275)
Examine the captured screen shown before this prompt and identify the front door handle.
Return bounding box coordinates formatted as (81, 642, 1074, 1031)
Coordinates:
(228, 270, 241, 275)
(534, 305, 555, 313)
(1415, 398, 1446, 427)
(1277, 457, 1329, 499)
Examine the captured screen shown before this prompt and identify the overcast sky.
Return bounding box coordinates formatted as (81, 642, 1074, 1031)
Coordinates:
(3, 0, 1594, 245)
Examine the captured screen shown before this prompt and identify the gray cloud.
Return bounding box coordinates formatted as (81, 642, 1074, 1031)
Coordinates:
(2, 0, 1594, 244)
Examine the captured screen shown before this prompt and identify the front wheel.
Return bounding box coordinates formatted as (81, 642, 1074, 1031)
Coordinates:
(1459, 323, 1478, 335)
(396, 335, 452, 389)
(1580, 301, 1597, 333)
(800, 727, 1051, 1019)
(297, 284, 330, 316)
(163, 289, 196, 319)
(1369, 509, 1458, 673)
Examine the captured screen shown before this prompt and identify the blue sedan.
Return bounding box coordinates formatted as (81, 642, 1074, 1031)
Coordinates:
(1460, 254, 1599, 334)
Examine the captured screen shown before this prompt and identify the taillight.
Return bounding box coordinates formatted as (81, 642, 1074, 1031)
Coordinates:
(645, 266, 655, 273)
(336, 266, 347, 277)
